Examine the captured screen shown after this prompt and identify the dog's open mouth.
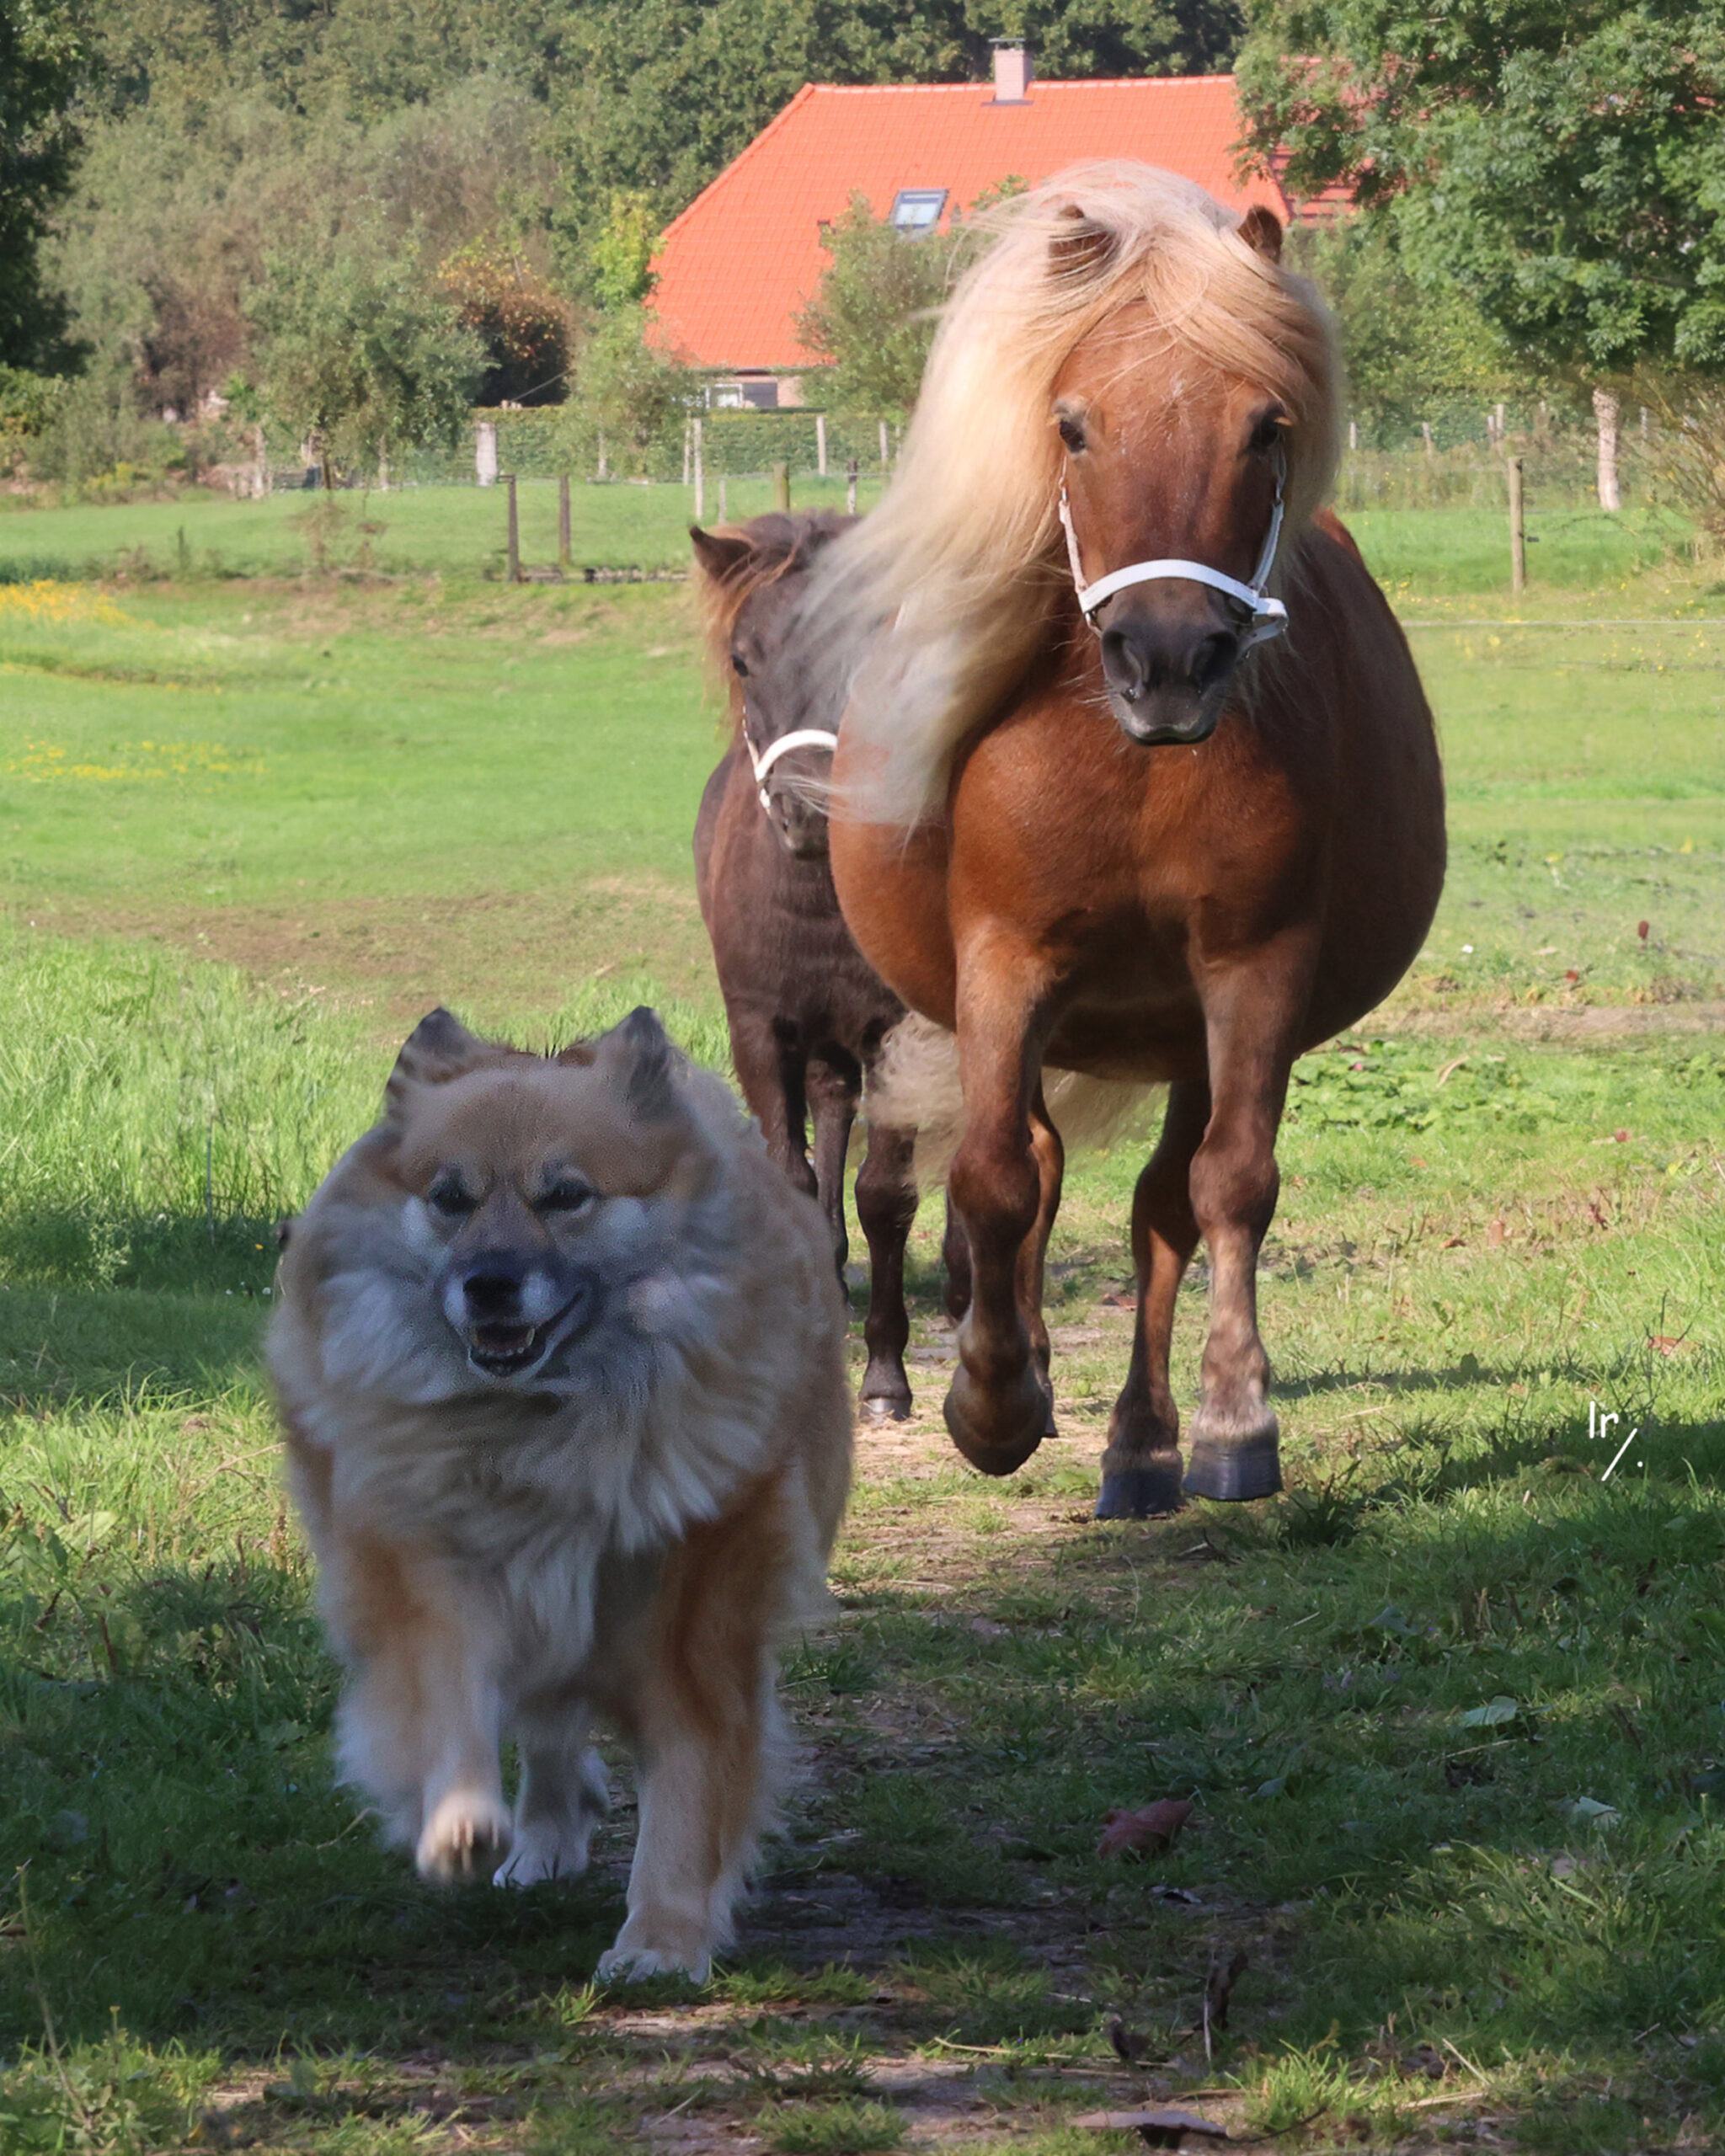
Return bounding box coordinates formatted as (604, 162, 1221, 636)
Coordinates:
(467, 1321, 546, 1374)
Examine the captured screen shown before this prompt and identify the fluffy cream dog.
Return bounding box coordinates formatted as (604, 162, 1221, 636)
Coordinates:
(269, 1006, 852, 1981)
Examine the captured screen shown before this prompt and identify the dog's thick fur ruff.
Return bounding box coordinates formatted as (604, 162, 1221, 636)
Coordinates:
(268, 1006, 852, 1983)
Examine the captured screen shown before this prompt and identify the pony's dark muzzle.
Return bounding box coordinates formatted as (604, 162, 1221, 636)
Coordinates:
(772, 791, 830, 861)
(1099, 596, 1239, 745)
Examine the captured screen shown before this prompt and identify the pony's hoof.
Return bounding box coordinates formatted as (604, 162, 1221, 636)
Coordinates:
(860, 1390, 912, 1424)
(943, 1361, 1049, 1476)
(1095, 1460, 1186, 1518)
(1183, 1429, 1282, 1502)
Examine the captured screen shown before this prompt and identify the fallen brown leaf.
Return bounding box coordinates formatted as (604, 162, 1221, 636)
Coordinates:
(1098, 1798, 1193, 1859)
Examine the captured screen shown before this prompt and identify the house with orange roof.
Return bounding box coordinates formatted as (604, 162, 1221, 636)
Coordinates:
(651, 43, 1341, 408)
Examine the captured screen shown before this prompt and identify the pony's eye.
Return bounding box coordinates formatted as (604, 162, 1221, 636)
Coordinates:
(1249, 408, 1289, 455)
(732, 652, 750, 678)
(1057, 414, 1087, 454)
(428, 1174, 476, 1218)
(537, 1177, 595, 1214)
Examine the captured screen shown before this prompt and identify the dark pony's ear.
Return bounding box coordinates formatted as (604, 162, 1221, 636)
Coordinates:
(385, 1008, 492, 1119)
(593, 1005, 679, 1122)
(1050, 201, 1118, 282)
(690, 526, 757, 585)
(1238, 205, 1284, 264)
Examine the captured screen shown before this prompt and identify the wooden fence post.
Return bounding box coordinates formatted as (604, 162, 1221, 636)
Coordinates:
(816, 413, 827, 477)
(879, 419, 889, 467)
(1348, 419, 1359, 454)
(558, 474, 571, 567)
(1421, 421, 1435, 458)
(772, 460, 790, 513)
(692, 417, 704, 522)
(718, 476, 729, 523)
(682, 420, 692, 486)
(505, 472, 520, 583)
(846, 456, 858, 515)
(1593, 387, 1621, 513)
(476, 419, 499, 487)
(1508, 456, 1525, 596)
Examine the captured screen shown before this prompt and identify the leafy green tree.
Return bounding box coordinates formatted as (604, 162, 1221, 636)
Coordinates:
(1237, 1, 1725, 375)
(1288, 218, 1520, 435)
(561, 305, 696, 477)
(0, 0, 88, 367)
(247, 240, 484, 483)
(589, 192, 660, 312)
(793, 194, 960, 416)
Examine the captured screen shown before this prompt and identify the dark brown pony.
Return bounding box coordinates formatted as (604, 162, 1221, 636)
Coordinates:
(816, 165, 1446, 1516)
(691, 512, 918, 1420)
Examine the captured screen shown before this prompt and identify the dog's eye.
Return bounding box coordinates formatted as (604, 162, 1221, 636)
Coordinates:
(537, 1177, 595, 1214)
(1056, 414, 1087, 455)
(428, 1175, 476, 1217)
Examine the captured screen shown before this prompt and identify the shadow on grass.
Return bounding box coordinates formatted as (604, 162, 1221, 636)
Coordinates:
(0, 1278, 268, 1409)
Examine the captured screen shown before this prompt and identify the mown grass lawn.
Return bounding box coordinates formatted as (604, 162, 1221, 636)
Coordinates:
(0, 496, 1722, 2153)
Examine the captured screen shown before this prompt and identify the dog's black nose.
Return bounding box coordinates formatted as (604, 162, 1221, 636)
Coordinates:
(462, 1262, 525, 1315)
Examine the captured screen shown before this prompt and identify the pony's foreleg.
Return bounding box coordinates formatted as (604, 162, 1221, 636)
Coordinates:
(942, 962, 1055, 1476)
(729, 1011, 817, 1203)
(1097, 1080, 1210, 1519)
(806, 1054, 858, 1278)
(1017, 1086, 1064, 1438)
(854, 1120, 916, 1421)
(1183, 975, 1302, 1503)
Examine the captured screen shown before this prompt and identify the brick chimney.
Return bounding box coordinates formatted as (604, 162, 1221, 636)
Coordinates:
(991, 39, 1031, 104)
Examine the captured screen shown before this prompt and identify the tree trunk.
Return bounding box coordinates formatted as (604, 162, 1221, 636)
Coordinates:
(1594, 387, 1621, 513)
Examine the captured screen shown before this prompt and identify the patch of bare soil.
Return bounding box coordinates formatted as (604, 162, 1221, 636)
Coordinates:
(19, 882, 714, 1034)
(1371, 1000, 1725, 1039)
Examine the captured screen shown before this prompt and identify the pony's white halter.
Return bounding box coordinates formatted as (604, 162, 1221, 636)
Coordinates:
(1058, 448, 1289, 652)
(749, 727, 839, 814)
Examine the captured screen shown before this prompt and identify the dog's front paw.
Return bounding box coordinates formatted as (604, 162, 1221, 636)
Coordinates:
(595, 1939, 711, 1986)
(416, 1790, 512, 1882)
(494, 1823, 590, 1889)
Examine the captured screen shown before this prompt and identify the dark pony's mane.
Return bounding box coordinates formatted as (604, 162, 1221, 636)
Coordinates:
(695, 510, 852, 743)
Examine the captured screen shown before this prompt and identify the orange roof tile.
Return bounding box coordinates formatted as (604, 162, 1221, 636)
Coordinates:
(652, 75, 1300, 373)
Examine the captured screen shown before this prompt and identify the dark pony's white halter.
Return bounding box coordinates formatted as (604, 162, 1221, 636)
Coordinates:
(1058, 447, 1289, 652)
(749, 728, 839, 814)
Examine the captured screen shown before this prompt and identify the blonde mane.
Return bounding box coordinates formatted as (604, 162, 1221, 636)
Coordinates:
(809, 162, 1342, 826)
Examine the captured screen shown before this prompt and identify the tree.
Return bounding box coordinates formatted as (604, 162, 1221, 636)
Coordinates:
(793, 194, 960, 416)
(1287, 217, 1520, 438)
(1236, 2, 1725, 377)
(0, 0, 88, 368)
(589, 193, 660, 313)
(437, 239, 574, 404)
(561, 307, 696, 478)
(247, 241, 484, 483)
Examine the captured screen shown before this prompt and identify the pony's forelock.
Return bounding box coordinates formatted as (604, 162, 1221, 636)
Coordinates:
(809, 163, 1342, 825)
(693, 511, 852, 741)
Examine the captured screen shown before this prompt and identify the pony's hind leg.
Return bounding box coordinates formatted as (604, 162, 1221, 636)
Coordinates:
(1182, 977, 1300, 1503)
(940, 1193, 971, 1323)
(854, 1119, 916, 1420)
(1097, 1080, 1209, 1519)
(806, 1053, 858, 1277)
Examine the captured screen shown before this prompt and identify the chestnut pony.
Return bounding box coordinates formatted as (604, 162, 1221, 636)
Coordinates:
(812, 165, 1445, 1518)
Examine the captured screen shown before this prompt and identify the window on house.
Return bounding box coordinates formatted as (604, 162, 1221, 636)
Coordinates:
(890, 189, 948, 237)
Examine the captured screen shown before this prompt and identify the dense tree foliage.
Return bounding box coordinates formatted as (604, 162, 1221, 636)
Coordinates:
(0, 0, 89, 368)
(793, 195, 958, 416)
(1237, 0, 1725, 375)
(247, 238, 484, 481)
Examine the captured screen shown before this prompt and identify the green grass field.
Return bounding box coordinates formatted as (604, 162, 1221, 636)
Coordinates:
(1, 492, 1722, 2154)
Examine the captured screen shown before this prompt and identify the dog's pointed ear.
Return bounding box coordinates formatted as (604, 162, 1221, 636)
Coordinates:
(1050, 201, 1118, 283)
(594, 1006, 678, 1120)
(691, 526, 756, 584)
(385, 1007, 487, 1118)
(1238, 205, 1284, 264)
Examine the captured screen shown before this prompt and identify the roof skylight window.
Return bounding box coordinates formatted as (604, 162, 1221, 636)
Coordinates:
(890, 189, 948, 236)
